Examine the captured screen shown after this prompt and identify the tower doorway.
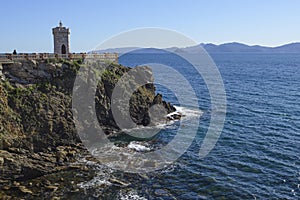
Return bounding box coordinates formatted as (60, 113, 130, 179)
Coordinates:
(61, 44, 66, 54)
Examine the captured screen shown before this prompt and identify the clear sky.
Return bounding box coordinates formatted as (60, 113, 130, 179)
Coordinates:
(1, 0, 299, 52)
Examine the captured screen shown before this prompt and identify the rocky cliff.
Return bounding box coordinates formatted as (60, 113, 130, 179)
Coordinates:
(0, 59, 177, 198)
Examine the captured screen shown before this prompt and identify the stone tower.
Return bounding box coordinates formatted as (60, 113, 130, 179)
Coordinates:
(52, 21, 70, 54)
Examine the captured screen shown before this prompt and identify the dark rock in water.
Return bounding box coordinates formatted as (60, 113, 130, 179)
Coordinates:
(142, 112, 151, 126)
(167, 113, 182, 121)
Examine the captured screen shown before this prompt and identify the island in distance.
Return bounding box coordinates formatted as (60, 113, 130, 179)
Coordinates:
(96, 42, 300, 54)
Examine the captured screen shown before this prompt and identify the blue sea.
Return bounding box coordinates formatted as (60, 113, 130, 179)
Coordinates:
(113, 52, 300, 199)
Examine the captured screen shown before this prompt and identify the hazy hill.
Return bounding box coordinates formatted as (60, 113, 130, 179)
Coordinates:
(189, 42, 300, 53)
(95, 42, 300, 54)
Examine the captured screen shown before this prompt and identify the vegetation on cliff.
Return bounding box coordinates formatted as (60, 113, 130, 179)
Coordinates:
(0, 59, 176, 198)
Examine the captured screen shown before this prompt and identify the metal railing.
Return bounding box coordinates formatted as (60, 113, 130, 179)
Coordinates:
(0, 53, 118, 63)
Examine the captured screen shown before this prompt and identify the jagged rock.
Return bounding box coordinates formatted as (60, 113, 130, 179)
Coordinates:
(109, 178, 130, 186)
(18, 185, 33, 194)
(0, 60, 179, 191)
(2, 60, 63, 83)
(45, 185, 58, 191)
(0, 157, 4, 165)
(56, 147, 69, 163)
(2, 139, 12, 150)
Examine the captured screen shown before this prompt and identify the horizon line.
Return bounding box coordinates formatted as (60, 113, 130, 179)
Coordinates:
(1, 41, 300, 53)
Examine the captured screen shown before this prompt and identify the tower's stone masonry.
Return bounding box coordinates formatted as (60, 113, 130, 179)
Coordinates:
(52, 21, 70, 54)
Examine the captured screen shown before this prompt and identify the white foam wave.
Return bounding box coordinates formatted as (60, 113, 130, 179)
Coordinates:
(168, 106, 203, 119)
(78, 177, 111, 189)
(120, 106, 202, 136)
(122, 119, 175, 133)
(128, 141, 151, 152)
(118, 190, 147, 200)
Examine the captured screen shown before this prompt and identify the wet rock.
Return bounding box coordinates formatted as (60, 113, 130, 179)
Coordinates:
(138, 173, 149, 180)
(45, 185, 58, 191)
(4, 157, 15, 165)
(2, 185, 10, 190)
(13, 181, 20, 186)
(109, 178, 130, 187)
(0, 60, 179, 199)
(56, 148, 68, 163)
(21, 166, 44, 180)
(2, 139, 12, 150)
(8, 147, 25, 154)
(167, 113, 182, 120)
(18, 185, 33, 195)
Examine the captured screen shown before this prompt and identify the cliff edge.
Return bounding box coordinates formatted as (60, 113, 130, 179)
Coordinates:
(0, 59, 177, 198)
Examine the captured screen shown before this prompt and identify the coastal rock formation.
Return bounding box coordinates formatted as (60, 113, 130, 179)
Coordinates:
(0, 59, 178, 196)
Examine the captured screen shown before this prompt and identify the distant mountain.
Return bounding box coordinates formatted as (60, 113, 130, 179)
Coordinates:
(199, 42, 300, 53)
(200, 42, 269, 53)
(271, 43, 300, 53)
(93, 47, 171, 54)
(94, 42, 300, 54)
(92, 47, 141, 54)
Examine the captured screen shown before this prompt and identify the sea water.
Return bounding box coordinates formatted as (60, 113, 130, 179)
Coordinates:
(114, 52, 300, 199)
(74, 52, 300, 199)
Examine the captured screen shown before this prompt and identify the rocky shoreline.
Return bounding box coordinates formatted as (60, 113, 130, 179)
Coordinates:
(0, 59, 180, 198)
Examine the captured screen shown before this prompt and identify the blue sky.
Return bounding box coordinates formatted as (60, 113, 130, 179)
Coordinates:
(1, 0, 299, 52)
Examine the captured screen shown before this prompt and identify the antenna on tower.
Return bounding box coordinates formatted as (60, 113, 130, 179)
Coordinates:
(59, 20, 63, 27)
